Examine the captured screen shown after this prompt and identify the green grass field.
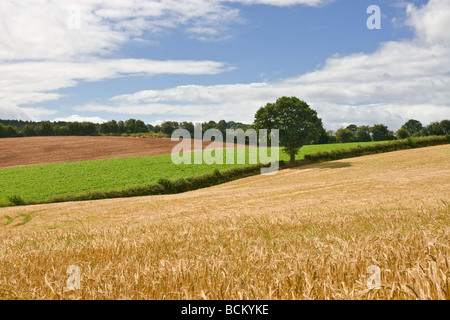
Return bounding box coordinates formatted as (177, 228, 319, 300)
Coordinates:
(0, 141, 377, 204)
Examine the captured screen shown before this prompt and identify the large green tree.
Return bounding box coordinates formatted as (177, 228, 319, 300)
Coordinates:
(355, 125, 372, 142)
(0, 123, 7, 138)
(37, 121, 55, 136)
(346, 124, 358, 135)
(125, 119, 148, 134)
(100, 120, 119, 134)
(440, 120, 450, 135)
(396, 128, 409, 139)
(335, 128, 354, 143)
(180, 121, 195, 135)
(254, 96, 324, 164)
(401, 119, 422, 137)
(160, 121, 179, 136)
(22, 124, 37, 137)
(370, 124, 395, 141)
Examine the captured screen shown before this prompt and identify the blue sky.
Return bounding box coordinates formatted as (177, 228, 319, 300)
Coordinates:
(1, 0, 449, 130)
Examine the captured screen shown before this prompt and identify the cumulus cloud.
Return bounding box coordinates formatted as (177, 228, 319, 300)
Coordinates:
(0, 103, 57, 121)
(0, 59, 232, 120)
(0, 0, 240, 61)
(1, 0, 326, 61)
(53, 115, 107, 123)
(406, 0, 450, 46)
(73, 0, 450, 129)
(226, 0, 332, 7)
(0, 0, 327, 120)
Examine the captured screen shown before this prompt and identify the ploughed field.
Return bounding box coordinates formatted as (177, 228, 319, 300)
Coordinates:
(0, 145, 448, 299)
(0, 136, 223, 168)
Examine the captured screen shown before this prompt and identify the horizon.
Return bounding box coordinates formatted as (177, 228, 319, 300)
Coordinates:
(1, 115, 447, 133)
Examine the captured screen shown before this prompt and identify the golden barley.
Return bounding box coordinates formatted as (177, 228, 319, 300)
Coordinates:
(0, 145, 448, 300)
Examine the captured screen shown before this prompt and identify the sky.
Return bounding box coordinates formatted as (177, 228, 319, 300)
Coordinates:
(1, 0, 449, 130)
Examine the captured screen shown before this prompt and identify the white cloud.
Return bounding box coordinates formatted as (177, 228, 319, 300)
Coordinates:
(0, 0, 331, 62)
(0, 0, 326, 121)
(53, 115, 107, 123)
(0, 59, 232, 120)
(406, 0, 450, 46)
(226, 0, 331, 7)
(0, 103, 57, 121)
(73, 0, 450, 130)
(0, 0, 238, 61)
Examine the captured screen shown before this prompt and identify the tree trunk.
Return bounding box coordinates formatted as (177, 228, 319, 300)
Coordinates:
(290, 152, 296, 165)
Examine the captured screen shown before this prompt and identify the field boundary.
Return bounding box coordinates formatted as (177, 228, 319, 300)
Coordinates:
(2, 135, 449, 208)
(304, 135, 450, 162)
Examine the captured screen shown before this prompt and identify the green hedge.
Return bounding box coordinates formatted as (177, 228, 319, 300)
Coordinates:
(304, 135, 450, 162)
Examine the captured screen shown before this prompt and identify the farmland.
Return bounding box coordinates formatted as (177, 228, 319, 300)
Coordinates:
(0, 145, 448, 299)
(0, 136, 224, 169)
(0, 138, 379, 205)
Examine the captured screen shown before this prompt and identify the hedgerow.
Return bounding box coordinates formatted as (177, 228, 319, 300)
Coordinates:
(304, 135, 449, 162)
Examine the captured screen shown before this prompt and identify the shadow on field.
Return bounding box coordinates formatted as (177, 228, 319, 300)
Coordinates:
(288, 161, 352, 171)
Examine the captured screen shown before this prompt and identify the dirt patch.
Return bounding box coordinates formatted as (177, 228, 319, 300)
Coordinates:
(0, 136, 244, 168)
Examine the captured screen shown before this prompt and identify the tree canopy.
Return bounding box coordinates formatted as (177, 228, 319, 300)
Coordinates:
(254, 96, 324, 164)
(401, 119, 423, 137)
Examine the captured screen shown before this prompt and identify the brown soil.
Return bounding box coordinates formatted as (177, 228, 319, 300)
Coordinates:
(0, 136, 241, 168)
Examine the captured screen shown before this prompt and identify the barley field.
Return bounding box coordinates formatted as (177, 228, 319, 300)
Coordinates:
(0, 145, 448, 300)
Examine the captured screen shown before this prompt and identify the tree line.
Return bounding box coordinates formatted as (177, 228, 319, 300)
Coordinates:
(323, 119, 450, 144)
(0, 116, 448, 143)
(0, 118, 251, 138)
